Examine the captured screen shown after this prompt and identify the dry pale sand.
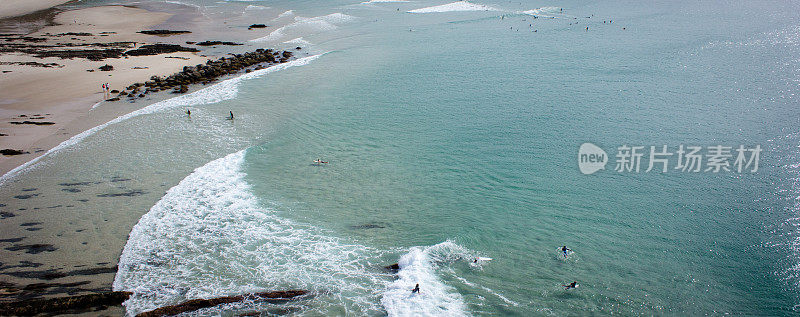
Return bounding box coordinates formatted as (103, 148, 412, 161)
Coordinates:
(0, 5, 209, 175)
(0, 0, 72, 19)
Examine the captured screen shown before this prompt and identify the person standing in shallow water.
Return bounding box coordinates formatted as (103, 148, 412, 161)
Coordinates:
(228, 111, 234, 120)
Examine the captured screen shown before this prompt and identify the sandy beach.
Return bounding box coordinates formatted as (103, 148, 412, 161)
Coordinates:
(0, 0, 73, 20)
(0, 5, 209, 176)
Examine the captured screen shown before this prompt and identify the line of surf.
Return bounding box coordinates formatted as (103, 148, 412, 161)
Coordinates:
(408, 1, 499, 13)
(113, 149, 388, 316)
(0, 53, 325, 187)
(382, 241, 471, 316)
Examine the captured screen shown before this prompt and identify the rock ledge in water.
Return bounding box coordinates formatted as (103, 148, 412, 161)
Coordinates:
(136, 290, 308, 317)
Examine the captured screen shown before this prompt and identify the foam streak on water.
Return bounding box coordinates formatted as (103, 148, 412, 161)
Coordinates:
(0, 54, 324, 187)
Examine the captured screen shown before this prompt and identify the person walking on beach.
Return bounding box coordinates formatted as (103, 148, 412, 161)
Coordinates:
(411, 283, 420, 294)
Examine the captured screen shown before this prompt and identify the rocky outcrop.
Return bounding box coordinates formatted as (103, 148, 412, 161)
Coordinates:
(98, 64, 113, 71)
(137, 30, 191, 36)
(135, 290, 308, 317)
(114, 48, 297, 101)
(195, 41, 242, 46)
(0, 291, 132, 316)
(384, 263, 400, 273)
(124, 44, 199, 56)
(0, 149, 27, 156)
(248, 24, 267, 29)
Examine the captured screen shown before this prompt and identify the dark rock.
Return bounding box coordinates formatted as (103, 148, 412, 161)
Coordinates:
(110, 89, 119, 93)
(0, 291, 132, 316)
(5, 244, 56, 254)
(350, 223, 386, 229)
(384, 263, 400, 273)
(56, 32, 93, 37)
(8, 121, 55, 125)
(1, 149, 27, 155)
(195, 41, 243, 46)
(136, 290, 307, 317)
(105, 97, 120, 101)
(99, 64, 113, 71)
(138, 30, 191, 36)
(296, 46, 302, 50)
(96, 190, 145, 197)
(125, 44, 199, 56)
(248, 24, 267, 29)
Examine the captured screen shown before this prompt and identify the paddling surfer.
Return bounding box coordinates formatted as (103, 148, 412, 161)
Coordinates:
(411, 283, 420, 293)
(562, 281, 578, 289)
(561, 246, 571, 258)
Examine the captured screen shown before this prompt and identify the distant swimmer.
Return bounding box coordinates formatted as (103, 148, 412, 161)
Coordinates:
(561, 246, 571, 258)
(228, 111, 234, 120)
(585, 26, 589, 31)
(412, 283, 420, 293)
(562, 281, 578, 289)
(313, 158, 329, 164)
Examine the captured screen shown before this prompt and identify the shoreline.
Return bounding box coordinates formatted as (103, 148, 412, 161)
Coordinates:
(0, 5, 211, 177)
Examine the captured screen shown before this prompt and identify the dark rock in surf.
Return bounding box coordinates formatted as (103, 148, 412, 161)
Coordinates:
(135, 290, 308, 317)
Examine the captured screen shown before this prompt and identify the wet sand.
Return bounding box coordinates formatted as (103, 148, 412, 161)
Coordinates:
(0, 5, 208, 176)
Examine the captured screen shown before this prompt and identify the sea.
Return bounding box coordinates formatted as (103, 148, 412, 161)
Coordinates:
(2, 0, 800, 315)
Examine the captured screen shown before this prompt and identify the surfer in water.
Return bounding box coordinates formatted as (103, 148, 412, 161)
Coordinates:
(186, 109, 191, 116)
(228, 111, 234, 120)
(562, 281, 578, 289)
(411, 283, 420, 294)
(561, 246, 571, 258)
(313, 158, 328, 165)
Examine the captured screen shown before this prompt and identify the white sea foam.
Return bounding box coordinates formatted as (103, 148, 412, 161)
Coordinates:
(273, 9, 295, 20)
(362, 0, 409, 4)
(408, 1, 499, 13)
(283, 37, 312, 46)
(113, 150, 389, 315)
(252, 13, 355, 43)
(245, 4, 269, 10)
(520, 6, 560, 15)
(90, 100, 104, 110)
(381, 241, 470, 316)
(0, 54, 324, 187)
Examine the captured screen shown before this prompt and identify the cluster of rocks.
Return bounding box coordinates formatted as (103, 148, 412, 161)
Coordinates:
(124, 43, 199, 56)
(111, 48, 297, 101)
(195, 41, 242, 46)
(137, 30, 191, 36)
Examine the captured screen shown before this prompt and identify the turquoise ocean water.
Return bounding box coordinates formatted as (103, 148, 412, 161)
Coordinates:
(4, 0, 800, 315)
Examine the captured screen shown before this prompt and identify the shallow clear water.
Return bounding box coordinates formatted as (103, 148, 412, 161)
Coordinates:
(3, 0, 800, 315)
